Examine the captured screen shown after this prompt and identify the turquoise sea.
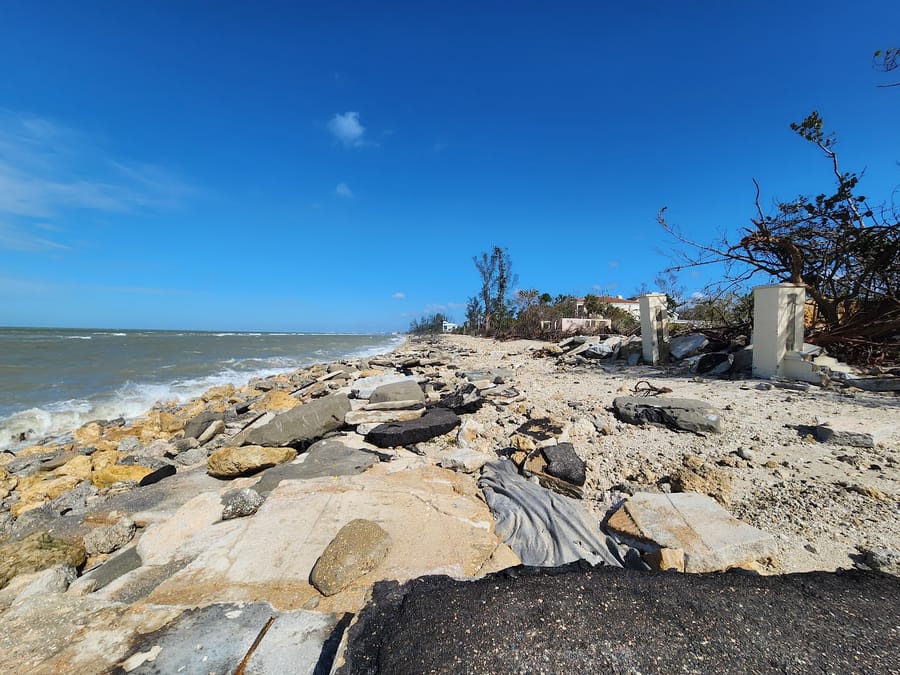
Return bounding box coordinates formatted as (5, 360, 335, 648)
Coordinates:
(0, 327, 403, 451)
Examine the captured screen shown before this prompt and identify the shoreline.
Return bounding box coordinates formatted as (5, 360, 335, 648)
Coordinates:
(0, 331, 897, 670)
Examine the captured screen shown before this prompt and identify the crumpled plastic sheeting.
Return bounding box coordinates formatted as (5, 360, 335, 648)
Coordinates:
(479, 459, 627, 568)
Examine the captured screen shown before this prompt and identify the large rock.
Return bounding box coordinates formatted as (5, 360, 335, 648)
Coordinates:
(613, 397, 722, 434)
(696, 352, 733, 375)
(814, 416, 898, 449)
(90, 465, 155, 490)
(669, 334, 709, 360)
(435, 383, 484, 415)
(369, 380, 425, 405)
(344, 408, 424, 426)
(351, 375, 417, 400)
(240, 394, 351, 447)
(0, 533, 86, 589)
(366, 408, 460, 448)
(310, 519, 391, 596)
(82, 518, 135, 556)
(606, 492, 776, 572)
(669, 455, 732, 506)
(207, 445, 297, 478)
(183, 411, 225, 440)
(543, 443, 586, 487)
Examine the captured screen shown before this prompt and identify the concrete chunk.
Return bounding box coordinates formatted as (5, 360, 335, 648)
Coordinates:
(815, 416, 897, 448)
(606, 492, 776, 572)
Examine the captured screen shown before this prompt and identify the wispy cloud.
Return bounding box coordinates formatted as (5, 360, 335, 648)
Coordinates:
(392, 292, 405, 299)
(608, 260, 620, 268)
(335, 182, 353, 198)
(0, 109, 193, 253)
(327, 112, 368, 147)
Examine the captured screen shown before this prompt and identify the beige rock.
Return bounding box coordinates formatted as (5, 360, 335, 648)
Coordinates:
(202, 384, 236, 401)
(646, 547, 686, 572)
(91, 450, 121, 472)
(457, 419, 483, 449)
(55, 455, 93, 481)
(0, 467, 17, 499)
(670, 455, 732, 506)
(0, 533, 86, 589)
(73, 423, 102, 445)
(157, 411, 185, 433)
(91, 465, 155, 490)
(251, 390, 299, 413)
(207, 445, 297, 478)
(16, 444, 57, 457)
(358, 368, 384, 378)
(310, 519, 391, 596)
(13, 475, 83, 516)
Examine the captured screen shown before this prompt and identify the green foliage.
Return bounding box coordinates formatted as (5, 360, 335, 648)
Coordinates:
(472, 246, 517, 335)
(408, 313, 450, 335)
(679, 292, 753, 329)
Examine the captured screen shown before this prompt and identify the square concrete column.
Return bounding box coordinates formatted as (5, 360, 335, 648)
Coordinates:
(639, 293, 669, 365)
(752, 283, 805, 379)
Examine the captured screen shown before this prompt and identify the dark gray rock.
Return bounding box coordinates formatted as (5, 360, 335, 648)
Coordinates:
(731, 346, 753, 375)
(543, 443, 586, 486)
(183, 412, 225, 440)
(138, 464, 176, 486)
(338, 565, 900, 675)
(697, 352, 733, 375)
(240, 394, 351, 447)
(434, 383, 484, 415)
(369, 381, 425, 405)
(613, 396, 722, 434)
(221, 488, 265, 520)
(366, 409, 461, 448)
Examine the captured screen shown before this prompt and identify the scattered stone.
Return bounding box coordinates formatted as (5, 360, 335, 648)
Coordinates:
(613, 397, 722, 434)
(196, 419, 225, 445)
(580, 336, 623, 359)
(815, 417, 897, 449)
(221, 488, 265, 520)
(366, 408, 461, 448)
(239, 394, 351, 447)
(435, 383, 484, 415)
(174, 446, 208, 467)
(207, 445, 297, 479)
(697, 352, 733, 376)
(861, 546, 900, 574)
(439, 448, 493, 473)
(0, 532, 86, 589)
(543, 443, 586, 487)
(309, 519, 392, 596)
(83, 517, 136, 556)
(606, 492, 776, 573)
(669, 455, 732, 506)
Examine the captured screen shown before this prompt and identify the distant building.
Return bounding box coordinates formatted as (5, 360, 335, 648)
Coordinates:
(592, 295, 641, 319)
(442, 320, 458, 333)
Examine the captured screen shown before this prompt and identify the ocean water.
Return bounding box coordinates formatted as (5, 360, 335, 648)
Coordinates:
(0, 327, 404, 451)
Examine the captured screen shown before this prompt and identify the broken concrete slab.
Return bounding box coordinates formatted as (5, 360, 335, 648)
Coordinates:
(366, 408, 460, 448)
(669, 334, 709, 360)
(344, 408, 424, 426)
(815, 416, 898, 449)
(606, 492, 776, 572)
(612, 397, 722, 434)
(368, 380, 425, 404)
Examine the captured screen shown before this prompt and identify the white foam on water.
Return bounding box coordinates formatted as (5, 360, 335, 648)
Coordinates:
(0, 333, 404, 452)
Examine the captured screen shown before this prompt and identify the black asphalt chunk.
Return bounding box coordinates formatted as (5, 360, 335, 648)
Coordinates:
(338, 563, 900, 674)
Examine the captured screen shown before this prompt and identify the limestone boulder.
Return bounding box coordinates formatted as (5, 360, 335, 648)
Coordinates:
(369, 380, 425, 405)
(0, 533, 86, 589)
(240, 394, 351, 447)
(613, 397, 722, 434)
(310, 519, 391, 596)
(669, 455, 732, 506)
(182, 411, 225, 440)
(351, 375, 417, 400)
(251, 390, 300, 413)
(91, 465, 155, 490)
(207, 445, 297, 478)
(345, 408, 424, 426)
(83, 518, 135, 556)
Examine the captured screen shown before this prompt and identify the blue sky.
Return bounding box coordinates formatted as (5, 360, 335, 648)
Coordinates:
(0, 1, 897, 332)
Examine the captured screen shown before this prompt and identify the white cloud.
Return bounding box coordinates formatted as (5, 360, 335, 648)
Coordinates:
(392, 292, 405, 299)
(327, 112, 367, 147)
(335, 182, 353, 198)
(0, 109, 193, 253)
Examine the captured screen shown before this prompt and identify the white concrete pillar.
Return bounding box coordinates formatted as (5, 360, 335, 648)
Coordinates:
(752, 283, 806, 379)
(639, 293, 669, 365)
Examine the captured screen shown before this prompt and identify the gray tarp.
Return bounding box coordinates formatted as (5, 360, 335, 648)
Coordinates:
(478, 459, 624, 568)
